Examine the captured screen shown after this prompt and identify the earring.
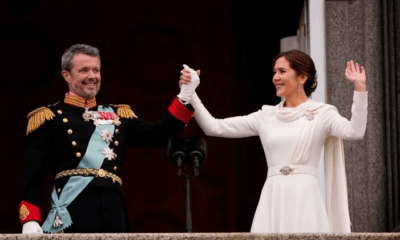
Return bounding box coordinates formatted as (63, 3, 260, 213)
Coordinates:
(298, 82, 302, 93)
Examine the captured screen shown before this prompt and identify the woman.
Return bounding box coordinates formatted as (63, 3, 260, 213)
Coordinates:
(179, 50, 367, 233)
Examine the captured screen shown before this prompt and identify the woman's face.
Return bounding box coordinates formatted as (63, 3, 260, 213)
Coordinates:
(273, 57, 306, 98)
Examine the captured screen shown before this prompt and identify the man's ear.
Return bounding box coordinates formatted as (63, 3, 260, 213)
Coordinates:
(62, 70, 71, 83)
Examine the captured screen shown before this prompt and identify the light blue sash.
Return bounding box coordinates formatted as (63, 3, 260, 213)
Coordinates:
(42, 105, 115, 233)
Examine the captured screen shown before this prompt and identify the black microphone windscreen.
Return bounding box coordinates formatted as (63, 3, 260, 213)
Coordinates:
(167, 137, 185, 157)
(167, 137, 187, 165)
(185, 136, 207, 164)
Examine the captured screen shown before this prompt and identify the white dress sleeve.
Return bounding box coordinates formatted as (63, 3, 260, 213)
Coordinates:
(322, 91, 368, 140)
(190, 92, 265, 138)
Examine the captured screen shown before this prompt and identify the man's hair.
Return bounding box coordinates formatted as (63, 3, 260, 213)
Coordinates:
(61, 44, 100, 72)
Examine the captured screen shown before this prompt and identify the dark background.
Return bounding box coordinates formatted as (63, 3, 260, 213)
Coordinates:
(0, 0, 303, 233)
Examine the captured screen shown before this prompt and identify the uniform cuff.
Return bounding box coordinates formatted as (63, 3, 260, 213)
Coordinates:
(19, 200, 41, 225)
(168, 97, 195, 124)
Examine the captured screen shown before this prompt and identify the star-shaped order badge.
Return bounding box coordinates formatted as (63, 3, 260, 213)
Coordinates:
(100, 129, 114, 144)
(103, 147, 115, 160)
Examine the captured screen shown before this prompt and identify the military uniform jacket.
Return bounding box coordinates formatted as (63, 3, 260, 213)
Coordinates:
(18, 93, 194, 224)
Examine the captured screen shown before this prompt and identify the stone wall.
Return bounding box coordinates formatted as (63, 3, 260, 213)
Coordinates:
(325, 0, 387, 232)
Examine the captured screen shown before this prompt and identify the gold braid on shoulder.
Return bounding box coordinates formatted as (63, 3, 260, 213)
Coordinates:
(115, 104, 138, 119)
(26, 107, 55, 135)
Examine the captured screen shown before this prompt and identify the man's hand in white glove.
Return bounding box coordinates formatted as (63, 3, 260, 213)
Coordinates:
(22, 221, 43, 234)
(177, 64, 200, 104)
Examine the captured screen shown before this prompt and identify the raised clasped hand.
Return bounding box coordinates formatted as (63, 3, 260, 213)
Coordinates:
(345, 60, 367, 92)
(179, 65, 200, 87)
(177, 64, 201, 103)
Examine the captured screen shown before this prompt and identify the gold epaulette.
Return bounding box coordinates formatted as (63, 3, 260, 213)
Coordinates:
(26, 107, 55, 135)
(115, 104, 138, 119)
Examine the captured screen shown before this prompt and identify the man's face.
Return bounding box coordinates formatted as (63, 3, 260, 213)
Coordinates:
(62, 53, 101, 99)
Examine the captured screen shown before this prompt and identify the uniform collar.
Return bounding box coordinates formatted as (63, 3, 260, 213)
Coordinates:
(64, 92, 97, 109)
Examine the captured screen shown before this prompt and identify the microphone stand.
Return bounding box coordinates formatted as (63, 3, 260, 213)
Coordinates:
(185, 176, 192, 233)
(179, 159, 200, 233)
(180, 171, 195, 233)
(171, 152, 192, 232)
(169, 137, 205, 233)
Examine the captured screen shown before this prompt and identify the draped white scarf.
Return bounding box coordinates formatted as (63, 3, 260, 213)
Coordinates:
(275, 98, 351, 233)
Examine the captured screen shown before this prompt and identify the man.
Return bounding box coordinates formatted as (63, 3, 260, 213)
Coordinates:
(19, 44, 199, 233)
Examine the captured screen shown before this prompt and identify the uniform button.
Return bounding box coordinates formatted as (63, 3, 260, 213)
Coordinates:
(68, 129, 73, 134)
(63, 118, 68, 123)
(72, 141, 77, 146)
(114, 141, 119, 146)
(115, 129, 119, 134)
(113, 166, 117, 171)
(114, 154, 117, 158)
(57, 110, 62, 114)
(76, 152, 81, 157)
(57, 188, 61, 193)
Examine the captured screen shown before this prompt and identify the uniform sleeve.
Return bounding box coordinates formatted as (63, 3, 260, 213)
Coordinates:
(190, 92, 264, 138)
(126, 99, 193, 148)
(19, 119, 55, 224)
(323, 91, 368, 140)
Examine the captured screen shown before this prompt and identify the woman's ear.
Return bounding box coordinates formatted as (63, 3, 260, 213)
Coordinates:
(300, 74, 308, 85)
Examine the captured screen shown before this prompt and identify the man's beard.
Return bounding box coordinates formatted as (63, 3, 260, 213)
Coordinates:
(72, 84, 100, 99)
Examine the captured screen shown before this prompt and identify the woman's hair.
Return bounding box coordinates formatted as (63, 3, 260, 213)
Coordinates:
(272, 50, 318, 97)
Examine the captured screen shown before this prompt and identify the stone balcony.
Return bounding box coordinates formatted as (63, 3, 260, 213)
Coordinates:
(1, 233, 400, 240)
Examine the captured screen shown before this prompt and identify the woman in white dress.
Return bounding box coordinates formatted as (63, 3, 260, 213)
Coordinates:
(179, 50, 367, 233)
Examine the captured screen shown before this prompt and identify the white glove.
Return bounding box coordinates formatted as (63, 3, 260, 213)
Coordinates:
(177, 64, 200, 103)
(22, 221, 43, 234)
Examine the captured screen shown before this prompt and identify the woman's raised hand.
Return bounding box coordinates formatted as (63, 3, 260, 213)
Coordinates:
(345, 60, 367, 92)
(180, 68, 200, 87)
(177, 65, 201, 103)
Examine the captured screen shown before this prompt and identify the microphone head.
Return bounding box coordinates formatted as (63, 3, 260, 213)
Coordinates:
(167, 137, 187, 165)
(185, 136, 207, 165)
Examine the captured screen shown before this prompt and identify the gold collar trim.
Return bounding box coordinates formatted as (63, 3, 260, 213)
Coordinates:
(64, 93, 96, 109)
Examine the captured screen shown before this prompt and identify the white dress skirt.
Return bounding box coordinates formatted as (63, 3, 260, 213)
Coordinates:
(251, 174, 330, 232)
(190, 91, 368, 233)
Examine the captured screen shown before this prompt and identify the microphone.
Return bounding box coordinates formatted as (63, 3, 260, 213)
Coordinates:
(185, 136, 207, 176)
(167, 137, 187, 176)
(167, 136, 207, 233)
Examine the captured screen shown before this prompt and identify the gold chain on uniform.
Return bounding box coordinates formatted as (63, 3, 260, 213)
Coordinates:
(55, 168, 122, 186)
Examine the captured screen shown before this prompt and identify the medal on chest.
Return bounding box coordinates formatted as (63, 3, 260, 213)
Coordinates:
(83, 108, 121, 126)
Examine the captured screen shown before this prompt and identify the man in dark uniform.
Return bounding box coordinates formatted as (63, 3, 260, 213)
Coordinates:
(19, 44, 199, 233)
